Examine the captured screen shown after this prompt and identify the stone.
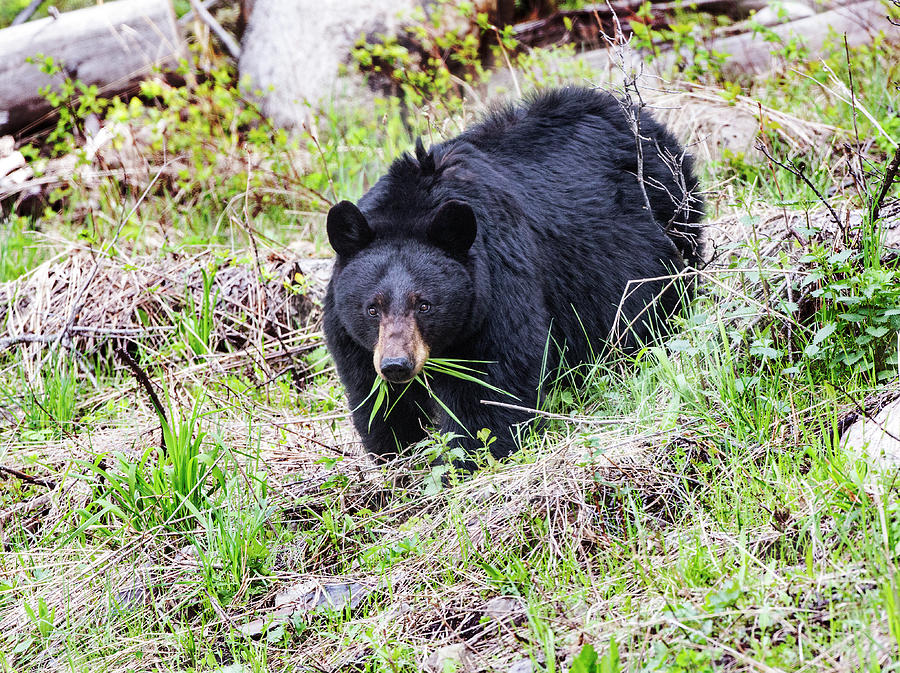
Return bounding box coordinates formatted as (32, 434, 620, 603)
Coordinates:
(842, 397, 900, 473)
(483, 596, 526, 622)
(238, 0, 498, 129)
(238, 0, 417, 129)
(508, 659, 534, 673)
(425, 643, 470, 672)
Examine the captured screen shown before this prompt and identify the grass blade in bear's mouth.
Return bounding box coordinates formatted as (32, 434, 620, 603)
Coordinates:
(358, 357, 518, 432)
(423, 358, 519, 399)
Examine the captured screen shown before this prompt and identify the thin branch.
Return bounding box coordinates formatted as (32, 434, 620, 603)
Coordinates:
(178, 0, 220, 25)
(842, 35, 866, 200)
(188, 0, 242, 60)
(873, 144, 900, 224)
(755, 141, 842, 229)
(114, 347, 170, 454)
(0, 327, 174, 352)
(0, 465, 56, 489)
(481, 399, 626, 424)
(11, 0, 45, 25)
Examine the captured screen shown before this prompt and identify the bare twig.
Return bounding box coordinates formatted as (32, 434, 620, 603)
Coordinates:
(756, 141, 842, 229)
(0, 465, 56, 489)
(873, 145, 900, 224)
(11, 0, 45, 25)
(600, 1, 654, 217)
(114, 347, 169, 454)
(178, 0, 220, 25)
(843, 35, 866, 199)
(480, 399, 626, 424)
(188, 0, 241, 60)
(0, 327, 173, 352)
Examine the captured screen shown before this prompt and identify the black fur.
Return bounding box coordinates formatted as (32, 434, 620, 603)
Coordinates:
(324, 87, 704, 462)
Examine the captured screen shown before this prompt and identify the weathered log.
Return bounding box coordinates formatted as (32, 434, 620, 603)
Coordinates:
(0, 0, 186, 137)
(710, 0, 895, 77)
(512, 0, 769, 49)
(573, 0, 895, 78)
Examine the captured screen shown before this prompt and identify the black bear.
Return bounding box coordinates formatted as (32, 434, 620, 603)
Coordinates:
(324, 87, 703, 463)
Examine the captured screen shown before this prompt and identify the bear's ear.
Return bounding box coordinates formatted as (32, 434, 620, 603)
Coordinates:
(427, 201, 477, 257)
(327, 201, 374, 258)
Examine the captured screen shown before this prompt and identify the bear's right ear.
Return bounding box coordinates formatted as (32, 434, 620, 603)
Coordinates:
(327, 201, 374, 258)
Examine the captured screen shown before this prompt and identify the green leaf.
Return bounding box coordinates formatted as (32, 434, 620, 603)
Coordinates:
(570, 643, 599, 673)
(750, 346, 781, 359)
(812, 323, 836, 345)
(866, 325, 891, 338)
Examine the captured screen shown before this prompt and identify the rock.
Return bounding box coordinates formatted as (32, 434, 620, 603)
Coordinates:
(641, 95, 765, 164)
(508, 659, 534, 673)
(239, 0, 499, 129)
(0, 150, 25, 178)
(239, 580, 371, 638)
(274, 580, 369, 611)
(842, 397, 900, 473)
(424, 643, 471, 672)
(483, 596, 526, 623)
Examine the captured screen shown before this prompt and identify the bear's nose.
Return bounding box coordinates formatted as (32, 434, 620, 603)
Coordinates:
(380, 357, 414, 383)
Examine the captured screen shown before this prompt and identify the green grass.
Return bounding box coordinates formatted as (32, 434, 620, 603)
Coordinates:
(1, 17, 899, 673)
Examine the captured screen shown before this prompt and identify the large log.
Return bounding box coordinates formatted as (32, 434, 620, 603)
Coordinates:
(512, 0, 770, 49)
(574, 0, 895, 78)
(0, 0, 186, 137)
(710, 0, 896, 78)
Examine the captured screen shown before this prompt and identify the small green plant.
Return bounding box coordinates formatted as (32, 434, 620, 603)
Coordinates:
(799, 247, 900, 381)
(195, 492, 272, 603)
(351, 1, 499, 112)
(23, 596, 55, 642)
(78, 394, 226, 533)
(176, 264, 220, 356)
(2, 354, 82, 439)
(628, 6, 729, 84)
(0, 215, 44, 282)
(29, 54, 109, 156)
(569, 641, 620, 673)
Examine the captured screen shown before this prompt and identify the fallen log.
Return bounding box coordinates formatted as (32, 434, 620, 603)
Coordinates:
(573, 0, 895, 79)
(710, 0, 895, 77)
(512, 0, 769, 49)
(0, 0, 186, 137)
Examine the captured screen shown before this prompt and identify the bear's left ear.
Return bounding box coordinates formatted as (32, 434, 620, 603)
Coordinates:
(327, 201, 374, 258)
(427, 201, 477, 258)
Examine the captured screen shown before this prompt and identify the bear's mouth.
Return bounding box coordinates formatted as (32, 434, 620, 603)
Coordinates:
(373, 315, 429, 384)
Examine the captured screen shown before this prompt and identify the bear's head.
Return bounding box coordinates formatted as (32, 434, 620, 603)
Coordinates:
(327, 200, 477, 384)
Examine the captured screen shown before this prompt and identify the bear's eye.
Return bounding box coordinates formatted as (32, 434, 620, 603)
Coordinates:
(418, 301, 431, 313)
(367, 305, 378, 317)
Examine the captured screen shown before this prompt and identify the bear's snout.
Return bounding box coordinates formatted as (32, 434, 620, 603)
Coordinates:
(373, 314, 429, 383)
(379, 357, 414, 383)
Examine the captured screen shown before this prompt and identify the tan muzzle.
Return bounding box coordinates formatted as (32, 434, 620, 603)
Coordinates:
(373, 314, 429, 383)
